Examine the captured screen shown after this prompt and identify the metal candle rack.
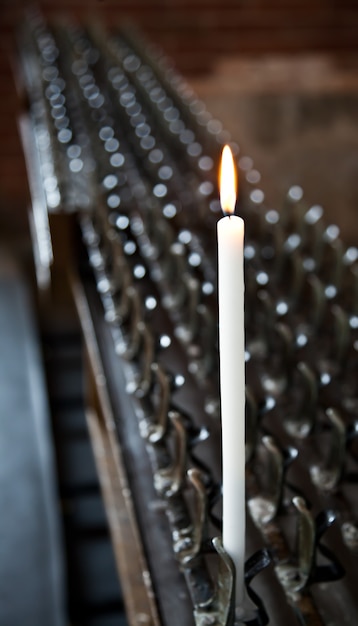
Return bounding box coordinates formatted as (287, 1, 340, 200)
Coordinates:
(18, 10, 358, 626)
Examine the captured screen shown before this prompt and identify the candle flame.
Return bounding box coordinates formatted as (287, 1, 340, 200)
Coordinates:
(219, 145, 237, 215)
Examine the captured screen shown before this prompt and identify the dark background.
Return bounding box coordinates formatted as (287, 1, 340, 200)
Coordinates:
(1, 0, 358, 243)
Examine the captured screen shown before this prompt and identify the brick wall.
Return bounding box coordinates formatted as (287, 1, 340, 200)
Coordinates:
(1, 0, 358, 235)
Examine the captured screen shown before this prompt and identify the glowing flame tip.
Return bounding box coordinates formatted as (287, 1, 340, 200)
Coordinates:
(219, 144, 237, 215)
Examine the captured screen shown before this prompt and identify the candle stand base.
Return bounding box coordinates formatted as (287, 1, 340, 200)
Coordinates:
(192, 538, 271, 626)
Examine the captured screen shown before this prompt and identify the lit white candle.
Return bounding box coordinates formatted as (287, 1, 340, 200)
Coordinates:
(217, 145, 246, 606)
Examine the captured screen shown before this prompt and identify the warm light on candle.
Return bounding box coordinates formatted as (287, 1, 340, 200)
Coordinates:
(217, 144, 246, 608)
(219, 144, 237, 215)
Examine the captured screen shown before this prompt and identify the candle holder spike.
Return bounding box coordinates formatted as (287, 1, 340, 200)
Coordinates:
(284, 361, 318, 438)
(305, 273, 326, 331)
(110, 260, 129, 309)
(275, 496, 344, 596)
(341, 520, 358, 551)
(123, 322, 155, 397)
(311, 506, 345, 585)
(109, 232, 127, 292)
(191, 304, 217, 380)
(175, 467, 209, 565)
(246, 289, 274, 361)
(175, 273, 201, 343)
(139, 362, 170, 442)
(281, 185, 306, 233)
(192, 538, 271, 626)
(161, 242, 188, 309)
(153, 410, 187, 497)
(114, 286, 143, 359)
(281, 250, 304, 307)
(193, 536, 235, 626)
(310, 407, 347, 491)
(248, 435, 298, 525)
(261, 322, 294, 396)
(150, 218, 175, 262)
(323, 237, 344, 291)
(270, 225, 285, 276)
(331, 304, 350, 366)
(168, 406, 212, 469)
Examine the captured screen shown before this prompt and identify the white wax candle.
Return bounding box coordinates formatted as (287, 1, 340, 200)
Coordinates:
(217, 146, 246, 606)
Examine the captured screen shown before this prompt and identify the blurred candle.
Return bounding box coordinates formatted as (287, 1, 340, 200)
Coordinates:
(217, 145, 245, 605)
